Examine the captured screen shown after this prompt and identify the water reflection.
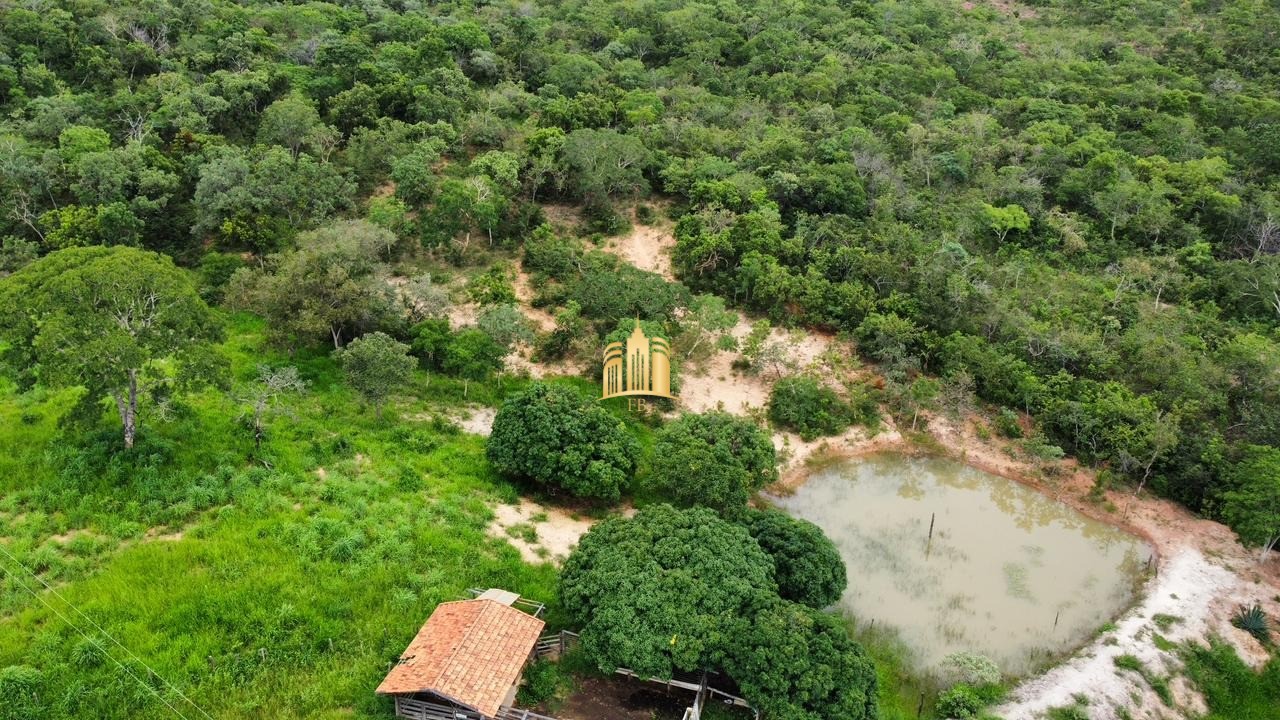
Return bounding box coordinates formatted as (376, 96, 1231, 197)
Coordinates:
(771, 454, 1149, 676)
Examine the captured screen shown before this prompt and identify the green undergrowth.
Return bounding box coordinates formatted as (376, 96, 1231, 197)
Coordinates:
(1181, 639, 1280, 720)
(847, 618, 942, 720)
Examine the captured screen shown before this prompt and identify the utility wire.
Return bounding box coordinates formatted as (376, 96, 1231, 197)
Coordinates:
(0, 543, 215, 720)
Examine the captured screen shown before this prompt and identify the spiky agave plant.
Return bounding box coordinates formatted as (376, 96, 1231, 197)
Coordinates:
(1231, 603, 1272, 645)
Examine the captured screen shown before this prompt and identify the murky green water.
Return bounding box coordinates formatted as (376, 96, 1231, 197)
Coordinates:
(771, 454, 1150, 676)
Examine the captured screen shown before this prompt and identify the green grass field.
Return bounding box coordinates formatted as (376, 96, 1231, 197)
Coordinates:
(0, 314, 564, 719)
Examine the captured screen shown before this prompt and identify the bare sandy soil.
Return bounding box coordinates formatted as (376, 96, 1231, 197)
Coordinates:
(513, 267, 557, 332)
(605, 217, 676, 280)
(451, 406, 496, 436)
(485, 498, 598, 566)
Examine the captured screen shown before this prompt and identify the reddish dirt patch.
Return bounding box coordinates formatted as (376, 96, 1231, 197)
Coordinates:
(547, 676, 690, 720)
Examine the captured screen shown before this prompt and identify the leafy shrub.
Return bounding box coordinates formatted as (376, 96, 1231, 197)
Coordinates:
(408, 320, 505, 386)
(646, 412, 776, 513)
(768, 376, 856, 440)
(935, 683, 983, 719)
(198, 251, 246, 303)
(566, 254, 690, 328)
(1021, 436, 1065, 461)
(995, 408, 1023, 438)
(941, 652, 1001, 687)
(468, 265, 517, 306)
(488, 382, 639, 501)
(516, 659, 573, 706)
(740, 509, 846, 608)
(522, 225, 582, 279)
(1232, 603, 1272, 645)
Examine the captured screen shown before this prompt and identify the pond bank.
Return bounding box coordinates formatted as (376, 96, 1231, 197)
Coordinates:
(773, 412, 1280, 720)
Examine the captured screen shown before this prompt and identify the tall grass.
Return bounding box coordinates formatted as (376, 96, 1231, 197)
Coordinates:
(0, 314, 559, 719)
(1181, 640, 1280, 720)
(845, 617, 943, 720)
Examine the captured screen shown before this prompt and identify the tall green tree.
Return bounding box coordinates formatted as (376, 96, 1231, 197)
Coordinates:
(227, 221, 397, 349)
(0, 247, 224, 448)
(339, 332, 415, 419)
(560, 504, 778, 677)
(727, 600, 878, 720)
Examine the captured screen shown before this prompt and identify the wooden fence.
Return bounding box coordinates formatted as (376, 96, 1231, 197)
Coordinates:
(534, 630, 580, 659)
(393, 697, 561, 720)
(493, 706, 562, 720)
(393, 697, 483, 720)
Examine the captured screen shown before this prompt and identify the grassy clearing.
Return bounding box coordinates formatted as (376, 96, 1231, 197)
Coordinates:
(0, 314, 565, 719)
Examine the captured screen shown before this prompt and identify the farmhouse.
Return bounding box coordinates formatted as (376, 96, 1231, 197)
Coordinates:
(377, 589, 549, 720)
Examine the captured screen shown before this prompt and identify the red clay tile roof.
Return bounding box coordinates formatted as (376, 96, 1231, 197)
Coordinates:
(376, 599, 546, 717)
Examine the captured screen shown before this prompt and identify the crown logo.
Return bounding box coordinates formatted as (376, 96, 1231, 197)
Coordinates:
(602, 320, 674, 401)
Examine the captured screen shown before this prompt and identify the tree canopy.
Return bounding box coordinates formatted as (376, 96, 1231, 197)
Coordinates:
(487, 382, 639, 501)
(647, 412, 778, 513)
(339, 332, 415, 419)
(0, 246, 223, 448)
(228, 220, 397, 349)
(561, 505, 876, 720)
(560, 504, 778, 678)
(1219, 446, 1280, 562)
(740, 509, 847, 609)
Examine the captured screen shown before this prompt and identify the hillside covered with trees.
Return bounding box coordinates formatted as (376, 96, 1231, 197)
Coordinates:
(3, 0, 1278, 511)
(2, 0, 1280, 718)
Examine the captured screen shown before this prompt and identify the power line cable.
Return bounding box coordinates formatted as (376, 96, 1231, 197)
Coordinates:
(0, 543, 215, 720)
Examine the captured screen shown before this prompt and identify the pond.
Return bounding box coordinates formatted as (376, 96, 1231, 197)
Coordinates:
(770, 454, 1151, 677)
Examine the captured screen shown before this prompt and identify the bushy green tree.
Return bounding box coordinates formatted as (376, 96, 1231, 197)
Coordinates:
(561, 128, 650, 209)
(726, 600, 878, 720)
(935, 684, 984, 719)
(477, 303, 534, 349)
(560, 504, 778, 677)
(227, 221, 397, 349)
(1219, 446, 1280, 562)
(740, 509, 846, 609)
(339, 332, 415, 419)
(768, 376, 856, 440)
(487, 382, 639, 500)
(0, 247, 225, 448)
(647, 412, 777, 513)
(442, 328, 505, 395)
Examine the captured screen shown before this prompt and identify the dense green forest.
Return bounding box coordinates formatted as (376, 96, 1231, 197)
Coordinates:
(2, 0, 1280, 718)
(3, 0, 1278, 511)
